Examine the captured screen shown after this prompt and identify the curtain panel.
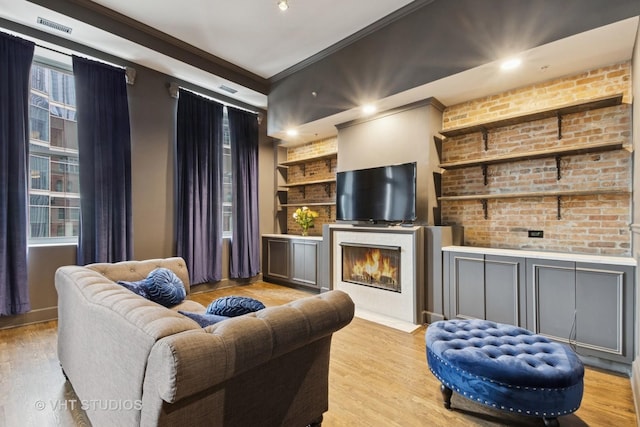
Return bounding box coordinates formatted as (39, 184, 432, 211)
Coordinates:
(176, 90, 224, 284)
(72, 56, 133, 265)
(227, 107, 260, 279)
(0, 33, 34, 315)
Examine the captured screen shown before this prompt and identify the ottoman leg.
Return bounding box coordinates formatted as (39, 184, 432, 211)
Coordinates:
(543, 417, 559, 427)
(440, 384, 453, 409)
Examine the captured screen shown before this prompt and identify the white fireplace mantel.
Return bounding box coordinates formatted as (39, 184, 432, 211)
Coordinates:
(325, 224, 425, 331)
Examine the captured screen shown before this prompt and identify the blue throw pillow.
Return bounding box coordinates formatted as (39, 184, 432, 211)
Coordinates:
(179, 310, 229, 327)
(117, 280, 150, 299)
(141, 268, 186, 307)
(206, 296, 265, 317)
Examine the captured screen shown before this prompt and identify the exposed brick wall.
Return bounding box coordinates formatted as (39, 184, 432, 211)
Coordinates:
(441, 62, 632, 255)
(284, 137, 337, 235)
(443, 62, 632, 130)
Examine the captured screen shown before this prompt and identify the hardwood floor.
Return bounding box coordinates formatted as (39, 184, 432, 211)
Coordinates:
(1, 281, 637, 426)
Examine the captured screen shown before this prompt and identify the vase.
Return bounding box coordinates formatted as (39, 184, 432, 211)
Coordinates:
(301, 229, 308, 236)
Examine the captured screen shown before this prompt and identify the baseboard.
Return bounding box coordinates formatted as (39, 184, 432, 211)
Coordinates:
(0, 306, 58, 330)
(632, 359, 640, 426)
(423, 311, 445, 324)
(190, 275, 263, 295)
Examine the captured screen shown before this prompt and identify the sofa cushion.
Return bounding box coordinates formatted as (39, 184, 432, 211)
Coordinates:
(117, 279, 150, 299)
(179, 311, 229, 327)
(142, 268, 186, 307)
(206, 296, 265, 317)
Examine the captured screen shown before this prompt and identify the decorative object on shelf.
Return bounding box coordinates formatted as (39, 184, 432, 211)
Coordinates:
(293, 206, 318, 236)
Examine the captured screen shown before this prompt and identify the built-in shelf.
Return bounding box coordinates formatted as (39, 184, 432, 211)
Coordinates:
(280, 202, 336, 207)
(280, 178, 336, 188)
(440, 94, 623, 138)
(439, 141, 629, 170)
(440, 94, 624, 150)
(278, 152, 338, 167)
(439, 188, 630, 220)
(438, 188, 629, 201)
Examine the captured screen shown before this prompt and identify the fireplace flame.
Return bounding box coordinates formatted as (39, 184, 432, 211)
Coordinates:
(351, 248, 397, 284)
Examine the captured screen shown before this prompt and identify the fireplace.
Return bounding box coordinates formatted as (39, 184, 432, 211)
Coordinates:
(341, 243, 401, 292)
(330, 226, 424, 330)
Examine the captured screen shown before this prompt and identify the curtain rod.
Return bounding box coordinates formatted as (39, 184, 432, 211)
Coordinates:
(35, 42, 71, 57)
(176, 86, 260, 115)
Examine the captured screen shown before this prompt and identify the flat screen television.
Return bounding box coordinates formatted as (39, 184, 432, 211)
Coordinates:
(336, 162, 417, 224)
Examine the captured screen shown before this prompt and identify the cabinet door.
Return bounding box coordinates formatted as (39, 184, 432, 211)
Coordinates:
(266, 239, 290, 280)
(291, 240, 318, 286)
(485, 255, 525, 326)
(526, 259, 575, 342)
(449, 252, 485, 320)
(575, 263, 633, 361)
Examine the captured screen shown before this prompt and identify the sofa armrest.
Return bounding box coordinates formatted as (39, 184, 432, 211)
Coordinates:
(146, 290, 354, 403)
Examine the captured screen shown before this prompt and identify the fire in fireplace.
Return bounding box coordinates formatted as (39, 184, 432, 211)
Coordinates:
(341, 243, 401, 292)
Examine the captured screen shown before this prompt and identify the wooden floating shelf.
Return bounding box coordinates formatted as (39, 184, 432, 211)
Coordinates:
(438, 188, 630, 201)
(439, 141, 629, 170)
(280, 178, 336, 188)
(280, 202, 336, 207)
(439, 94, 624, 138)
(278, 152, 337, 167)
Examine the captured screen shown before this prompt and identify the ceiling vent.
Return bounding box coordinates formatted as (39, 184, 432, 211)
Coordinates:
(37, 17, 73, 34)
(219, 85, 238, 94)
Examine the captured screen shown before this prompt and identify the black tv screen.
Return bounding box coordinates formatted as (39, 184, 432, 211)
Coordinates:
(336, 162, 417, 223)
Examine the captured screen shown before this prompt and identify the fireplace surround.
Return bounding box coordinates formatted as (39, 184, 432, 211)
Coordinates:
(326, 225, 425, 331)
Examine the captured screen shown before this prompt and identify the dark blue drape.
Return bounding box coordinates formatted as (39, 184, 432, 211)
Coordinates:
(73, 56, 133, 265)
(228, 107, 260, 279)
(176, 90, 224, 284)
(0, 33, 33, 315)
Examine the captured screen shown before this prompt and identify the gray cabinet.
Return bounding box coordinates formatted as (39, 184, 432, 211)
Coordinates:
(265, 238, 290, 280)
(445, 251, 525, 326)
(527, 259, 634, 363)
(262, 235, 320, 290)
(291, 240, 318, 285)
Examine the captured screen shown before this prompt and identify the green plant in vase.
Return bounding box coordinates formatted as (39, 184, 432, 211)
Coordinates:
(293, 206, 319, 236)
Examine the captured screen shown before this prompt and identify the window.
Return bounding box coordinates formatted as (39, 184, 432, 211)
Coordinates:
(28, 61, 79, 244)
(222, 107, 232, 237)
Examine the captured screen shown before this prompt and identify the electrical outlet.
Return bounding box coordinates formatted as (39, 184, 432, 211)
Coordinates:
(528, 230, 544, 238)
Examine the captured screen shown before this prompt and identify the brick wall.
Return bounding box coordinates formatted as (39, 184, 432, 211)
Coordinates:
(441, 62, 632, 255)
(285, 137, 337, 235)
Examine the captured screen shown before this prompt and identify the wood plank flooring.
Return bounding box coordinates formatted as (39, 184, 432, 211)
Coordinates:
(0, 281, 636, 426)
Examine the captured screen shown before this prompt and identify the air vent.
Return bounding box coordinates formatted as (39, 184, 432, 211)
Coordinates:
(37, 17, 73, 34)
(219, 85, 238, 94)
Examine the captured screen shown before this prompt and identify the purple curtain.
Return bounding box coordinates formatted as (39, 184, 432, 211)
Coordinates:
(227, 107, 260, 279)
(0, 33, 33, 315)
(73, 56, 133, 265)
(176, 90, 224, 284)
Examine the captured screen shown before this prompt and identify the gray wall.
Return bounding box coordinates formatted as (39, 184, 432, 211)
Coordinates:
(630, 16, 640, 415)
(268, 0, 640, 134)
(336, 99, 443, 225)
(0, 58, 275, 329)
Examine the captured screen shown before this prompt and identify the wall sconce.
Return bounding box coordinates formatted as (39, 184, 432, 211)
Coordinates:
(278, 0, 289, 11)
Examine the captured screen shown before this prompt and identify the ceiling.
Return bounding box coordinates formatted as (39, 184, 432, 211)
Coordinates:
(0, 0, 638, 143)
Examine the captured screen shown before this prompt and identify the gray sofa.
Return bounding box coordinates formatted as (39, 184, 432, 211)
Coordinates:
(55, 257, 355, 427)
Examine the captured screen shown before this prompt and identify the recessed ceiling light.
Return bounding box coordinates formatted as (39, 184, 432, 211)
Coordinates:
(362, 104, 376, 115)
(286, 129, 298, 137)
(278, 0, 289, 11)
(500, 58, 522, 71)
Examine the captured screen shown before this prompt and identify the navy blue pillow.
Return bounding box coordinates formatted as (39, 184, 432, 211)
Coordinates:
(117, 279, 150, 299)
(141, 268, 186, 307)
(179, 311, 229, 327)
(206, 296, 265, 317)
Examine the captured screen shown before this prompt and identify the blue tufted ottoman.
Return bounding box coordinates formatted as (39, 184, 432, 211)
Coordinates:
(426, 319, 584, 427)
